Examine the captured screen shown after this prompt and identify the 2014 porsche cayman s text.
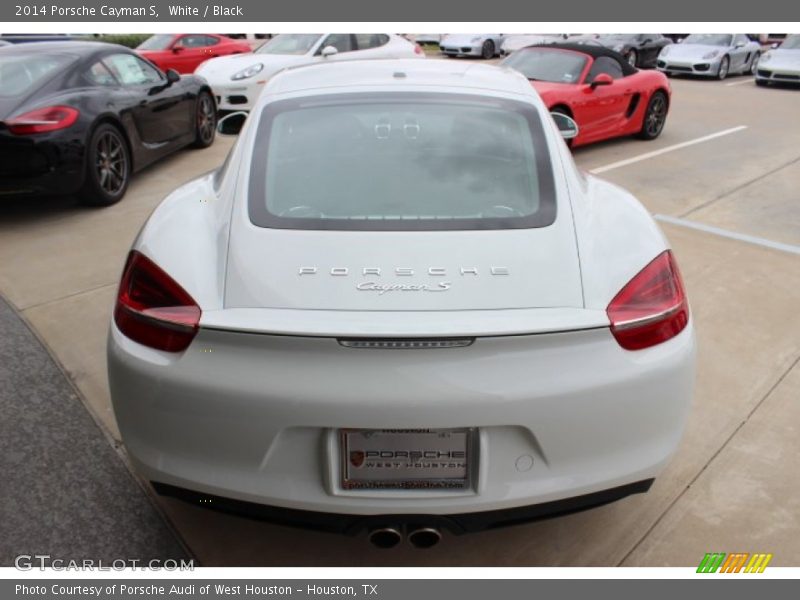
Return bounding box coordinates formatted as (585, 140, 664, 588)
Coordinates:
(107, 59, 695, 548)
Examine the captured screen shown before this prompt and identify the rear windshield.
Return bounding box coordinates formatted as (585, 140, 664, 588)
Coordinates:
(502, 49, 588, 83)
(137, 34, 174, 50)
(0, 54, 75, 98)
(248, 93, 556, 231)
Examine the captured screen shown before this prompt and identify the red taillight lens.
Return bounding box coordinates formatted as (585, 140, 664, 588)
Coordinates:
(6, 106, 80, 135)
(606, 250, 689, 351)
(114, 251, 201, 352)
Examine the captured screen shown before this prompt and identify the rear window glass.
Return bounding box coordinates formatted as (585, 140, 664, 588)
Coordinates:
(248, 93, 556, 231)
(0, 54, 75, 98)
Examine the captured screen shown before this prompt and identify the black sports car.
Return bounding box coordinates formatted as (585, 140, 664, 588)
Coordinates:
(593, 34, 672, 68)
(0, 41, 216, 206)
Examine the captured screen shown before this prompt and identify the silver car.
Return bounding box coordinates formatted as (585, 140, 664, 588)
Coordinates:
(657, 33, 761, 79)
(439, 34, 504, 59)
(755, 34, 800, 86)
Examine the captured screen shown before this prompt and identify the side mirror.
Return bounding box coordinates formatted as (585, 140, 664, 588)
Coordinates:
(172, 46, 184, 54)
(217, 111, 248, 136)
(166, 69, 180, 84)
(590, 72, 614, 88)
(735, 42, 746, 49)
(320, 45, 339, 58)
(642, 38, 653, 45)
(551, 112, 579, 140)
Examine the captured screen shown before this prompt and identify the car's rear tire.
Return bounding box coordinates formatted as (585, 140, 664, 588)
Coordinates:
(481, 40, 495, 59)
(626, 50, 638, 67)
(191, 91, 217, 149)
(717, 56, 730, 80)
(637, 91, 668, 140)
(79, 123, 130, 207)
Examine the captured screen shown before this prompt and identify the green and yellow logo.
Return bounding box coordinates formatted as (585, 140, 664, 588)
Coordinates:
(697, 553, 773, 573)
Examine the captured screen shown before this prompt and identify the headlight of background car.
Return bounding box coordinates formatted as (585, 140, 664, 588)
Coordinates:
(702, 50, 721, 59)
(760, 52, 772, 63)
(231, 63, 264, 81)
(660, 46, 671, 57)
(471, 36, 482, 43)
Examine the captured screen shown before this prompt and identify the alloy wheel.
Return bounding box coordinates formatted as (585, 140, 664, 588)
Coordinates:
(95, 131, 127, 196)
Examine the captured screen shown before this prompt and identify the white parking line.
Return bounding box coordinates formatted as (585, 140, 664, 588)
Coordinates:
(725, 78, 755, 87)
(589, 126, 748, 174)
(655, 214, 800, 256)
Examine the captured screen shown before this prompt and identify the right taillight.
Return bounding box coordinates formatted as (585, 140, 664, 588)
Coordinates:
(606, 250, 689, 351)
(114, 251, 201, 352)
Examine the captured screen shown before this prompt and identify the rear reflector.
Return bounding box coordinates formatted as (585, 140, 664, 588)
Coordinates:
(606, 250, 689, 351)
(339, 338, 474, 349)
(6, 106, 79, 135)
(114, 251, 201, 352)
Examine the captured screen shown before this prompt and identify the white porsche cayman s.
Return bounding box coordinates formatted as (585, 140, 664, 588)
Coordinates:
(108, 59, 695, 549)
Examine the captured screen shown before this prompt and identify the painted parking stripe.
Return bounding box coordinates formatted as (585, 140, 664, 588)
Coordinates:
(589, 126, 748, 174)
(725, 78, 755, 86)
(655, 214, 800, 256)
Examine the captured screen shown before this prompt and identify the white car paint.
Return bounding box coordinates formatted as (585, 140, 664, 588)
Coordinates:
(196, 33, 423, 111)
(108, 60, 695, 530)
(755, 34, 800, 85)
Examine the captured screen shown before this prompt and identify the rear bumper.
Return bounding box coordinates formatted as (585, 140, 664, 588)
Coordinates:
(152, 478, 655, 535)
(0, 132, 84, 196)
(108, 320, 695, 517)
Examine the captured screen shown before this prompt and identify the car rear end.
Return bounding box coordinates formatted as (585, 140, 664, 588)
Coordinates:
(0, 49, 84, 197)
(108, 67, 695, 536)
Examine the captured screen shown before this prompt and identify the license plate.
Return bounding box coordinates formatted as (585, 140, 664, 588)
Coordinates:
(340, 428, 474, 491)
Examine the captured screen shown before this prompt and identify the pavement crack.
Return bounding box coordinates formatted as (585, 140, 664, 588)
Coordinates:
(616, 350, 800, 567)
(679, 154, 800, 218)
(20, 281, 118, 312)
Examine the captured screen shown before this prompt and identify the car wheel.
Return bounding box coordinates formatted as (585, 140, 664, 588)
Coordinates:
(626, 50, 638, 67)
(551, 106, 575, 148)
(637, 91, 668, 140)
(481, 40, 495, 59)
(191, 91, 217, 149)
(80, 123, 130, 207)
(750, 53, 760, 75)
(717, 56, 730, 80)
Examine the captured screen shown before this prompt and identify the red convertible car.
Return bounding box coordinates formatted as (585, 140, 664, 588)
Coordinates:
(502, 43, 671, 148)
(136, 34, 252, 74)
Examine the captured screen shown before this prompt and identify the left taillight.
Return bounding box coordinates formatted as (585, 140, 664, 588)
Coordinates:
(6, 106, 80, 135)
(606, 250, 689, 351)
(114, 251, 201, 352)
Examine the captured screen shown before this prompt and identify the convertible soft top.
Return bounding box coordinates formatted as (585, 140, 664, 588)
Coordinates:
(527, 42, 638, 76)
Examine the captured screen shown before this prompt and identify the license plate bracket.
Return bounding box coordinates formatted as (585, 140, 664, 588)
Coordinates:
(340, 428, 475, 491)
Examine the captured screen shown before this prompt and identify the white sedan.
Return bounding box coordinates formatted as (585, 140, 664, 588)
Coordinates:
(196, 33, 423, 112)
(108, 59, 695, 550)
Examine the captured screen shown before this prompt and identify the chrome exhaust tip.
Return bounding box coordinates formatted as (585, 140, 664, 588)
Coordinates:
(368, 527, 403, 549)
(407, 527, 442, 549)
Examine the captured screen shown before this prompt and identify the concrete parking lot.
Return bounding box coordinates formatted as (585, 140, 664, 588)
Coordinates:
(1, 68, 798, 566)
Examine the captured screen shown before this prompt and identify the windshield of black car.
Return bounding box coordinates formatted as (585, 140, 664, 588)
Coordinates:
(137, 34, 174, 50)
(257, 34, 322, 55)
(248, 93, 557, 231)
(684, 34, 732, 46)
(780, 35, 800, 49)
(0, 54, 75, 98)
(503, 49, 587, 83)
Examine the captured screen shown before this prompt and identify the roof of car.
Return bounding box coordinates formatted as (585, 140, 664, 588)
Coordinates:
(524, 42, 638, 76)
(264, 58, 535, 97)
(0, 40, 127, 57)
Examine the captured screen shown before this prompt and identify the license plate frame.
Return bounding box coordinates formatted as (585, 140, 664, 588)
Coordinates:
(339, 428, 476, 491)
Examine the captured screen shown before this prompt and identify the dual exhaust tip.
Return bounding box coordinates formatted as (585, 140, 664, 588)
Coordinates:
(368, 526, 442, 549)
